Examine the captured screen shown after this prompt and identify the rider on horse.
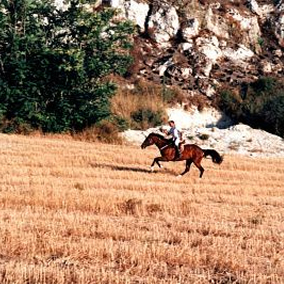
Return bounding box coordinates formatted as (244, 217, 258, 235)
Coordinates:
(162, 120, 182, 159)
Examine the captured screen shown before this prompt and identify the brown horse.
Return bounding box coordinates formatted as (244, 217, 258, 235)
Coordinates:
(141, 132, 223, 178)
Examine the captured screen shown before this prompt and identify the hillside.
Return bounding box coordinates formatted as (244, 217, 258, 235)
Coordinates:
(89, 0, 284, 144)
(55, 0, 284, 102)
(0, 133, 284, 283)
(101, 0, 284, 101)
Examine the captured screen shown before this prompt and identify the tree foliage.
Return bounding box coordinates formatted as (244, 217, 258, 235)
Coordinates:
(0, 0, 134, 133)
(219, 77, 284, 138)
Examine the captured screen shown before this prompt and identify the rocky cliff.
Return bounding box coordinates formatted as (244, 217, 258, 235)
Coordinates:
(96, 0, 284, 104)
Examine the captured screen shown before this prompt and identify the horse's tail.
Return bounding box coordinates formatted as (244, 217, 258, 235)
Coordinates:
(203, 149, 223, 164)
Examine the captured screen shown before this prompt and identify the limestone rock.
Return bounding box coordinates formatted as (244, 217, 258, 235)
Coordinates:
(124, 0, 150, 32)
(204, 6, 229, 39)
(223, 45, 254, 62)
(275, 13, 284, 47)
(148, 4, 179, 47)
(182, 18, 200, 41)
(228, 8, 261, 53)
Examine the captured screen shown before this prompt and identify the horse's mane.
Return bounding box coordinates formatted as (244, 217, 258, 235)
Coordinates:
(149, 132, 170, 141)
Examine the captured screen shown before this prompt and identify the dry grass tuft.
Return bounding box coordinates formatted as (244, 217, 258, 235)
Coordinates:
(0, 133, 284, 283)
(111, 79, 165, 119)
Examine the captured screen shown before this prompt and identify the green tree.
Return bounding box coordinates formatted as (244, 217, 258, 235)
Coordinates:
(262, 94, 284, 137)
(0, 0, 134, 133)
(219, 77, 284, 138)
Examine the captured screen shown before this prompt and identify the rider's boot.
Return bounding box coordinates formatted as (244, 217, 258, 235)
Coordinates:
(175, 145, 181, 160)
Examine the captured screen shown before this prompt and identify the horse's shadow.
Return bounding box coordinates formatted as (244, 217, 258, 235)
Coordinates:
(90, 162, 149, 173)
(90, 162, 175, 175)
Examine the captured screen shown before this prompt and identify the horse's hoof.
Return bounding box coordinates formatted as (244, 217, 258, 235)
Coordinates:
(160, 165, 163, 169)
(176, 175, 182, 178)
(150, 166, 154, 172)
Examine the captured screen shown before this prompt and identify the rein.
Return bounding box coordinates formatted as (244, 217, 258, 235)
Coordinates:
(160, 144, 170, 150)
(160, 141, 174, 150)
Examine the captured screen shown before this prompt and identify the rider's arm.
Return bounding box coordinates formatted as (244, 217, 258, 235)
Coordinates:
(161, 128, 170, 135)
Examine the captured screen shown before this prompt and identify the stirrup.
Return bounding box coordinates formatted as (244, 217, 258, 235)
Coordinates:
(174, 153, 181, 160)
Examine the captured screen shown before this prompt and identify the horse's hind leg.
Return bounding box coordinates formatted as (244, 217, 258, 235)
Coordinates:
(193, 158, 205, 178)
(178, 159, 192, 177)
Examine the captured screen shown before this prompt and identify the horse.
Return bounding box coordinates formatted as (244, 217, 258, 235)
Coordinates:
(141, 132, 223, 178)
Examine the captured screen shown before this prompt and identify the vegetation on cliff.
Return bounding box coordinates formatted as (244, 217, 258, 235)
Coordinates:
(220, 77, 284, 138)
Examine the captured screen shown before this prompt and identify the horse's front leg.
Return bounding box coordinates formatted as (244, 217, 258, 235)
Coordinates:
(150, 157, 167, 172)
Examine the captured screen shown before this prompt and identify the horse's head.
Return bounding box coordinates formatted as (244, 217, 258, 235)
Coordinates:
(141, 133, 156, 149)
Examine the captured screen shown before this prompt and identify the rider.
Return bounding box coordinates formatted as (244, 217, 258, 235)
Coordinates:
(163, 120, 181, 159)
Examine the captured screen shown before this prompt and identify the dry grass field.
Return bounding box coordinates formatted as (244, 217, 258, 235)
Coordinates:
(0, 133, 284, 284)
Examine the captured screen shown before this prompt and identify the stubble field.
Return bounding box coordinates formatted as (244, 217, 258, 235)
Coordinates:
(0, 133, 283, 283)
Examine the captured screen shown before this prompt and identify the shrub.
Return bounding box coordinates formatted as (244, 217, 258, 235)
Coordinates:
(220, 89, 242, 119)
(218, 77, 284, 138)
(111, 115, 130, 131)
(131, 108, 165, 130)
(0, 118, 33, 135)
(111, 79, 174, 131)
(76, 119, 123, 144)
(199, 133, 210, 140)
(250, 77, 276, 95)
(262, 94, 284, 137)
(162, 84, 185, 105)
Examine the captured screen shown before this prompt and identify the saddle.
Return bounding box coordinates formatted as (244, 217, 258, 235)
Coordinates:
(179, 139, 185, 153)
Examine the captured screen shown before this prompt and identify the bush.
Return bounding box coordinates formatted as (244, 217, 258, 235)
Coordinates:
(198, 133, 210, 140)
(75, 119, 123, 144)
(220, 89, 242, 117)
(250, 77, 276, 94)
(162, 85, 185, 105)
(111, 79, 174, 131)
(218, 77, 284, 138)
(0, 118, 33, 135)
(111, 115, 130, 131)
(131, 108, 165, 130)
(262, 95, 284, 137)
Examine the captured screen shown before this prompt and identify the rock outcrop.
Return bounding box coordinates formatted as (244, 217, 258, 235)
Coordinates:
(122, 107, 284, 158)
(96, 0, 284, 99)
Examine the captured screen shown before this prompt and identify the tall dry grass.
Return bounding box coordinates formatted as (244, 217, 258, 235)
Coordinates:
(111, 80, 166, 119)
(0, 133, 284, 283)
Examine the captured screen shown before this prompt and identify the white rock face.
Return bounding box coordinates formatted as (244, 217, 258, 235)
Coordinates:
(124, 0, 149, 32)
(277, 0, 284, 12)
(223, 45, 254, 62)
(194, 36, 222, 77)
(108, 0, 124, 8)
(260, 4, 275, 18)
(196, 36, 222, 63)
(182, 18, 200, 41)
(122, 107, 284, 158)
(247, 0, 274, 20)
(179, 41, 194, 52)
(54, 0, 69, 10)
(228, 8, 261, 52)
(166, 107, 231, 129)
(103, 0, 149, 32)
(260, 60, 272, 73)
(229, 8, 258, 30)
(275, 13, 284, 47)
(158, 59, 173, 76)
(148, 5, 179, 47)
(247, 0, 261, 15)
(204, 7, 229, 38)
